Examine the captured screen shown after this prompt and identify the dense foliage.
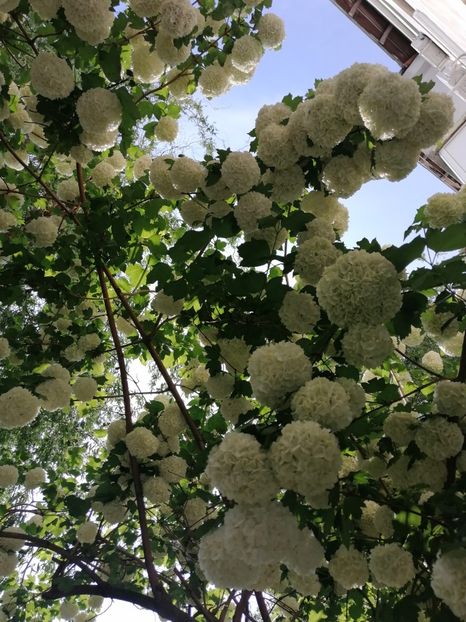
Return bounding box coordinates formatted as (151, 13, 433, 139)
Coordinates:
(0, 1, 465, 621)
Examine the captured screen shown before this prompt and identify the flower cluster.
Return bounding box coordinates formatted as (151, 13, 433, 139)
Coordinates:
(424, 190, 466, 229)
(125, 427, 159, 460)
(316, 250, 402, 328)
(204, 432, 278, 505)
(414, 417, 463, 460)
(30, 51, 74, 100)
(342, 324, 393, 368)
(0, 387, 41, 429)
(291, 377, 353, 431)
(25, 217, 59, 247)
(278, 290, 320, 334)
(369, 544, 415, 588)
(269, 421, 341, 501)
(247, 341, 312, 409)
(431, 549, 466, 620)
(328, 546, 369, 590)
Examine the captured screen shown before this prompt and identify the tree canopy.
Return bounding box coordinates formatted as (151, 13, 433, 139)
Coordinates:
(0, 1, 465, 621)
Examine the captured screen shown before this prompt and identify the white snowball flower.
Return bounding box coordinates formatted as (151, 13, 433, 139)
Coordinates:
(0, 387, 41, 429)
(217, 338, 251, 373)
(269, 421, 341, 499)
(59, 600, 79, 620)
(143, 476, 171, 505)
(0, 0, 19, 12)
(62, 0, 114, 45)
(73, 377, 98, 402)
(133, 154, 152, 179)
(292, 377, 353, 431)
(231, 35, 263, 72)
(159, 0, 197, 38)
(321, 153, 367, 198)
(30, 51, 74, 100)
(57, 178, 79, 202)
(0, 209, 17, 231)
(155, 116, 178, 142)
(179, 200, 206, 226)
(80, 128, 118, 152)
(184, 497, 208, 528)
(424, 192, 465, 229)
(316, 250, 401, 328)
(30, 0, 61, 19)
(158, 402, 185, 437)
(235, 191, 272, 232)
(404, 91, 454, 148)
(129, 0, 163, 17)
(335, 378, 365, 418)
(158, 455, 187, 483)
(359, 73, 421, 140)
(0, 465, 18, 488)
(415, 417, 463, 460)
(170, 157, 206, 193)
(257, 13, 285, 48)
(383, 411, 419, 446)
(421, 350, 443, 374)
(422, 308, 459, 340)
(333, 62, 389, 125)
(36, 378, 72, 411)
(91, 161, 115, 188)
(219, 397, 251, 424)
(0, 337, 10, 360)
(0, 527, 26, 552)
(279, 290, 320, 333)
(328, 546, 369, 590)
(342, 324, 393, 368)
(434, 380, 466, 419)
(131, 41, 164, 84)
(221, 151, 261, 195)
(156, 30, 192, 66)
(257, 123, 298, 169)
(24, 467, 47, 489)
(76, 521, 98, 544)
(298, 217, 336, 245)
(25, 217, 59, 247)
(270, 165, 305, 203)
(294, 237, 341, 285)
(76, 88, 122, 134)
(78, 333, 100, 352)
(255, 102, 290, 137)
(0, 550, 17, 577)
(206, 373, 235, 400)
(402, 326, 424, 348)
(198, 62, 230, 97)
(431, 549, 466, 620)
(149, 156, 182, 199)
(101, 500, 127, 524)
(125, 427, 159, 460)
(248, 341, 312, 409)
(369, 544, 415, 588)
(105, 151, 127, 171)
(205, 432, 278, 504)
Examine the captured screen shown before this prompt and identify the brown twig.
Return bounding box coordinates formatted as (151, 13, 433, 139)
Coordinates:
(456, 331, 466, 382)
(255, 592, 271, 622)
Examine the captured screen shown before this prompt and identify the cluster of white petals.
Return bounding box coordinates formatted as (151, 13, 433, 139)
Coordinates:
(91, 161, 115, 188)
(57, 178, 79, 202)
(0, 465, 18, 488)
(0, 527, 25, 552)
(73, 377, 98, 402)
(424, 191, 466, 229)
(25, 217, 59, 247)
(360, 500, 394, 538)
(235, 191, 272, 233)
(143, 476, 171, 505)
(421, 350, 443, 374)
(221, 151, 261, 195)
(204, 432, 277, 504)
(387, 455, 447, 492)
(159, 0, 198, 38)
(257, 13, 285, 49)
(342, 324, 393, 368)
(279, 290, 320, 333)
(125, 427, 159, 460)
(336, 378, 366, 418)
(247, 341, 312, 409)
(422, 308, 458, 340)
(76, 521, 98, 545)
(157, 455, 187, 483)
(219, 397, 251, 424)
(205, 373, 234, 400)
(269, 421, 341, 500)
(62, 0, 115, 45)
(183, 497, 208, 528)
(59, 600, 80, 621)
(170, 157, 206, 193)
(291, 377, 353, 431)
(0, 550, 17, 578)
(328, 546, 369, 590)
(179, 200, 206, 226)
(405, 91, 454, 147)
(0, 209, 17, 231)
(129, 0, 163, 17)
(30, 0, 61, 19)
(0, 387, 41, 429)
(369, 544, 415, 588)
(294, 237, 341, 285)
(434, 380, 466, 420)
(30, 52, 74, 100)
(383, 411, 418, 446)
(0, 338, 10, 360)
(132, 40, 164, 84)
(217, 337, 251, 373)
(76, 88, 122, 138)
(158, 402, 186, 438)
(431, 549, 466, 620)
(36, 378, 72, 411)
(198, 502, 323, 590)
(316, 250, 402, 328)
(415, 417, 463, 460)
(24, 467, 46, 489)
(231, 36, 263, 72)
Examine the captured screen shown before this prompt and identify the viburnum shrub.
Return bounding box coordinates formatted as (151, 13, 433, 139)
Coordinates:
(0, 1, 465, 621)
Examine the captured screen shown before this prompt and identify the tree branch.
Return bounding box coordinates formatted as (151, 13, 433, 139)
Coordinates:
(97, 267, 162, 598)
(456, 331, 466, 382)
(255, 592, 271, 622)
(102, 265, 205, 450)
(232, 591, 251, 622)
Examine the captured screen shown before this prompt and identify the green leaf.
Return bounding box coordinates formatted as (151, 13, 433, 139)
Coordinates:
(382, 235, 425, 272)
(238, 240, 271, 266)
(425, 223, 466, 252)
(98, 46, 122, 82)
(64, 495, 91, 519)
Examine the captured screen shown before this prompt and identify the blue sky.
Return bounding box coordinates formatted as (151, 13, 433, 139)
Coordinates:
(101, 1, 447, 620)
